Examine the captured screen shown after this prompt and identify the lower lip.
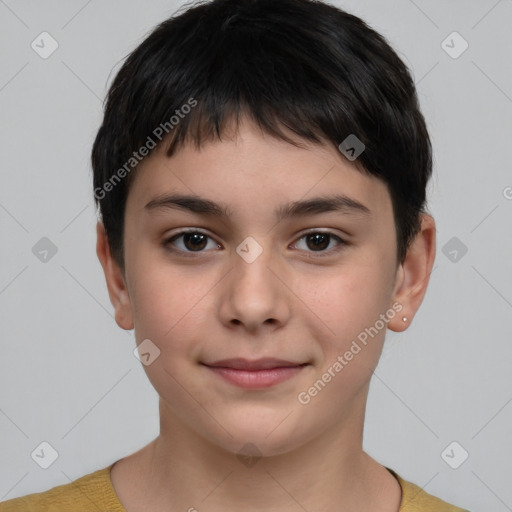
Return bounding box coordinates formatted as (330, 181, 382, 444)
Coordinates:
(205, 365, 307, 389)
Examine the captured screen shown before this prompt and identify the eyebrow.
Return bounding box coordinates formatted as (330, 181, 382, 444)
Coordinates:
(144, 193, 371, 220)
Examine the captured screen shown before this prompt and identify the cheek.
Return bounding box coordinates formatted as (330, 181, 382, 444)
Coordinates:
(292, 270, 392, 414)
(127, 249, 208, 344)
(294, 260, 394, 369)
(127, 258, 211, 398)
(302, 264, 390, 329)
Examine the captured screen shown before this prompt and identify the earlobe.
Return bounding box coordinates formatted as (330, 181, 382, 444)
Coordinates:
(95, 221, 134, 331)
(388, 214, 436, 332)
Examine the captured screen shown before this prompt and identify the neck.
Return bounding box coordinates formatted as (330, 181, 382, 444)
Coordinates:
(121, 398, 397, 512)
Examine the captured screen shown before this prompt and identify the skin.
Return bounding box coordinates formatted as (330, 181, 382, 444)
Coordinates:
(97, 116, 436, 512)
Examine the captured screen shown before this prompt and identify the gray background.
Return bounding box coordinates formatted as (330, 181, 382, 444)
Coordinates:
(1, 1, 511, 510)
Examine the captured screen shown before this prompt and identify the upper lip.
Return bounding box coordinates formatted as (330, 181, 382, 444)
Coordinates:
(203, 358, 307, 370)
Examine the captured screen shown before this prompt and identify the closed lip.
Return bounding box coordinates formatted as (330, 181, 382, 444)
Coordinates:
(202, 358, 308, 371)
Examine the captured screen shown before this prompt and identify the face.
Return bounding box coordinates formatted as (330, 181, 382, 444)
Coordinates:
(100, 117, 426, 458)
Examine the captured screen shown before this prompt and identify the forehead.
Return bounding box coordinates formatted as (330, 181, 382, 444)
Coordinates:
(126, 118, 393, 223)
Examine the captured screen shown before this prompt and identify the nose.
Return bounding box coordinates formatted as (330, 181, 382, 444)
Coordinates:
(218, 240, 292, 334)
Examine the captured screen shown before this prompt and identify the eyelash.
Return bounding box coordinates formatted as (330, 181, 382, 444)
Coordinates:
(163, 229, 347, 258)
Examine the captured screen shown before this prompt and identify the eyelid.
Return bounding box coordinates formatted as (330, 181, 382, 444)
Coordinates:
(291, 229, 348, 257)
(164, 228, 221, 255)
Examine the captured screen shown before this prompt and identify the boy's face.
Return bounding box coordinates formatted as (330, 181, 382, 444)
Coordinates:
(99, 117, 430, 457)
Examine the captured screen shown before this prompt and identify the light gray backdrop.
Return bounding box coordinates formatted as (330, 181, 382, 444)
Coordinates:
(1, 1, 511, 511)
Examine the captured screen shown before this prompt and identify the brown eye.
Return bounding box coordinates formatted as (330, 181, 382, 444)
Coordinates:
(305, 232, 330, 251)
(165, 230, 221, 253)
(182, 232, 208, 251)
(293, 231, 346, 256)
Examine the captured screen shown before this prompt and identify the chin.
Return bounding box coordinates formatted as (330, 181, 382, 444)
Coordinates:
(205, 414, 308, 459)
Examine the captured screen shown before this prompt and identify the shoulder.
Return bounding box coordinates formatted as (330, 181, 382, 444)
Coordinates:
(0, 464, 126, 512)
(387, 468, 470, 512)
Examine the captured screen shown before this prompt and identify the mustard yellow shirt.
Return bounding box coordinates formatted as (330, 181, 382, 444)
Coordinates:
(0, 464, 469, 511)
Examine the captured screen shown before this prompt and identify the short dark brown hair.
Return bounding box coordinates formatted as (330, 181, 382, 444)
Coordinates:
(92, 0, 432, 269)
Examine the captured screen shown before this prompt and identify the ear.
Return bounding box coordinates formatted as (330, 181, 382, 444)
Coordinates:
(388, 214, 436, 332)
(96, 221, 134, 331)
